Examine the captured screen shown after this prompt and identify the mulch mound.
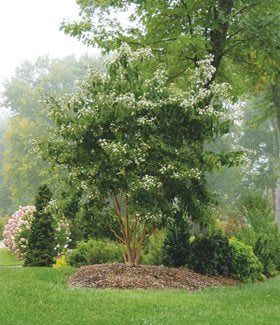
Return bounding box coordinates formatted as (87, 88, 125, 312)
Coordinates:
(69, 263, 240, 290)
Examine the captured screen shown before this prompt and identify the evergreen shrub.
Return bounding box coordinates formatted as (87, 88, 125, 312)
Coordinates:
(24, 185, 56, 267)
(141, 230, 166, 265)
(188, 232, 232, 276)
(161, 220, 191, 267)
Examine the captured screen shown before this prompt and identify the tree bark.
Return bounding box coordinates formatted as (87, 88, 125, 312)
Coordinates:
(209, 0, 234, 82)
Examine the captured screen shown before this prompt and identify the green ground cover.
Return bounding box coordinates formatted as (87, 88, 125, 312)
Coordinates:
(0, 249, 279, 325)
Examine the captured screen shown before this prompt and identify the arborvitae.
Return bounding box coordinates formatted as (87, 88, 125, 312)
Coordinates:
(161, 213, 191, 267)
(24, 185, 56, 267)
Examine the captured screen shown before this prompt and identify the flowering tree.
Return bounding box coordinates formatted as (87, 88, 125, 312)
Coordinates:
(40, 46, 241, 265)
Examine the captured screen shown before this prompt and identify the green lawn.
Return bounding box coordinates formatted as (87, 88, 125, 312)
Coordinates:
(0, 248, 279, 324)
(0, 248, 23, 266)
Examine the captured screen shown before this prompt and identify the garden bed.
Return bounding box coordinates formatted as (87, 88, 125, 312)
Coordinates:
(69, 263, 240, 290)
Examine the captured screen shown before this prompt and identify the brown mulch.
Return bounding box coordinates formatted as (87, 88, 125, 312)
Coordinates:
(68, 263, 240, 290)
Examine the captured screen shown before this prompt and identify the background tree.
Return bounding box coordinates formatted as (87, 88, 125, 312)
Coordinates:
(0, 55, 104, 214)
(207, 98, 279, 214)
(63, 0, 280, 90)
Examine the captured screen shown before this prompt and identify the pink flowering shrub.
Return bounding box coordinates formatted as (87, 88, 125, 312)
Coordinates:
(3, 206, 71, 260)
(3, 206, 35, 259)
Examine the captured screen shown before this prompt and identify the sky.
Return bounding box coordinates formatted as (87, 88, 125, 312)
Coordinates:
(0, 0, 96, 103)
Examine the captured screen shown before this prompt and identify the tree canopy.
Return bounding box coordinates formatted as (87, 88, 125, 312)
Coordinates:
(63, 0, 280, 93)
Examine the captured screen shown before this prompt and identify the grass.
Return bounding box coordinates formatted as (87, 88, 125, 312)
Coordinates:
(0, 248, 23, 266)
(0, 248, 279, 324)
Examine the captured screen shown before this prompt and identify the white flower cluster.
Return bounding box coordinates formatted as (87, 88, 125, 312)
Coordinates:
(111, 43, 153, 66)
(194, 55, 216, 85)
(136, 116, 157, 126)
(140, 175, 162, 191)
(127, 46, 154, 64)
(113, 92, 136, 108)
(135, 210, 162, 222)
(132, 145, 148, 166)
(99, 139, 128, 156)
(210, 83, 231, 99)
(130, 175, 162, 192)
(197, 105, 223, 118)
(135, 97, 162, 111)
(160, 165, 202, 180)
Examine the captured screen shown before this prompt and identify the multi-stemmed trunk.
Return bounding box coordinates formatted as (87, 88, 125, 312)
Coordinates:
(111, 194, 147, 266)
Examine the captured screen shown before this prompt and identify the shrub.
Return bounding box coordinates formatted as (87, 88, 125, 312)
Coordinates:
(254, 235, 279, 276)
(53, 255, 67, 268)
(229, 237, 263, 282)
(188, 232, 232, 276)
(161, 218, 191, 267)
(24, 185, 56, 267)
(141, 230, 166, 265)
(240, 191, 276, 235)
(67, 239, 123, 267)
(239, 191, 280, 276)
(3, 206, 35, 258)
(232, 225, 257, 248)
(3, 206, 70, 260)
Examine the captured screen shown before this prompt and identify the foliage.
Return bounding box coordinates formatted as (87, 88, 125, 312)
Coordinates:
(161, 214, 191, 267)
(240, 191, 276, 234)
(188, 232, 232, 276)
(39, 45, 240, 265)
(254, 235, 280, 277)
(0, 217, 8, 240)
(71, 198, 120, 242)
(67, 239, 123, 267)
(240, 191, 280, 276)
(63, 0, 280, 95)
(141, 229, 166, 265)
(24, 185, 56, 267)
(220, 191, 280, 277)
(52, 255, 67, 269)
(232, 225, 257, 249)
(229, 237, 263, 282)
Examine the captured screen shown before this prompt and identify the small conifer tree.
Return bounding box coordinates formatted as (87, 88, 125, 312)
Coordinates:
(24, 185, 56, 267)
(161, 213, 190, 267)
